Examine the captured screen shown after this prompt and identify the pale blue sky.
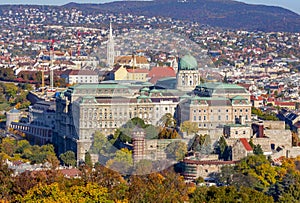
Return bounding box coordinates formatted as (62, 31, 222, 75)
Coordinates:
(0, 0, 299, 14)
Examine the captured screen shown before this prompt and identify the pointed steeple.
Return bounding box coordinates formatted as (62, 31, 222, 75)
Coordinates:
(109, 20, 113, 40)
(107, 19, 115, 68)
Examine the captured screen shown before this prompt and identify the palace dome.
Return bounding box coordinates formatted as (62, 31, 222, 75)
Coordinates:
(179, 54, 198, 70)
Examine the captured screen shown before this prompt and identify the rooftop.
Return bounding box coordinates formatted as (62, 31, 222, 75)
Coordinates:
(196, 82, 245, 90)
(240, 138, 253, 151)
(70, 83, 128, 90)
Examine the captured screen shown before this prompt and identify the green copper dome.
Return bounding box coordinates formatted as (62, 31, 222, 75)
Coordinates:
(180, 54, 198, 70)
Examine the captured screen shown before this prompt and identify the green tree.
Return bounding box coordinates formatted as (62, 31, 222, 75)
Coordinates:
(144, 124, 159, 139)
(200, 134, 212, 154)
(235, 155, 277, 190)
(92, 131, 114, 156)
(134, 159, 153, 175)
(85, 151, 93, 168)
(253, 144, 264, 155)
(216, 136, 231, 160)
(26, 144, 57, 164)
(16, 140, 31, 154)
(60, 151, 76, 167)
(106, 148, 133, 174)
(190, 134, 213, 155)
(4, 83, 18, 101)
(165, 141, 187, 161)
(128, 117, 146, 128)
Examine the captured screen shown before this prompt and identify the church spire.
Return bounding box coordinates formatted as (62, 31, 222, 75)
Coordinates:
(107, 19, 115, 68)
(109, 20, 113, 39)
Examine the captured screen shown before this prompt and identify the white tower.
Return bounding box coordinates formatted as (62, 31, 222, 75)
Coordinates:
(107, 20, 115, 68)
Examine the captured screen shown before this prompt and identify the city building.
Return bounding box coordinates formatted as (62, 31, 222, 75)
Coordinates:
(53, 82, 181, 161)
(60, 69, 99, 85)
(182, 156, 236, 181)
(177, 88, 251, 130)
(176, 54, 200, 91)
(115, 55, 150, 70)
(112, 66, 149, 81)
(232, 138, 253, 161)
(194, 82, 251, 101)
(10, 101, 56, 145)
(52, 78, 252, 162)
(6, 108, 21, 130)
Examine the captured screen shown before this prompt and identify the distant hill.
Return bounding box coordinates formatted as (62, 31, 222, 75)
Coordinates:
(62, 0, 300, 32)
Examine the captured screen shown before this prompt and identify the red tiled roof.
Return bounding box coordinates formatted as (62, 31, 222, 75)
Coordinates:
(251, 95, 264, 101)
(127, 69, 149, 73)
(59, 168, 81, 177)
(267, 97, 276, 102)
(274, 101, 295, 106)
(149, 67, 176, 77)
(148, 67, 176, 83)
(240, 138, 253, 151)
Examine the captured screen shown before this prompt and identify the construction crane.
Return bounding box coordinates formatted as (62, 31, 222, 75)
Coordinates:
(25, 39, 60, 93)
(75, 30, 92, 58)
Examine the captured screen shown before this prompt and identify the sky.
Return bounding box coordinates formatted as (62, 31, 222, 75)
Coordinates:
(0, 0, 299, 14)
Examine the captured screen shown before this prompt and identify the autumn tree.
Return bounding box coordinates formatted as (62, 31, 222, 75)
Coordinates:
(17, 182, 113, 203)
(190, 186, 274, 203)
(180, 121, 199, 136)
(0, 137, 17, 156)
(158, 128, 180, 139)
(234, 155, 277, 190)
(90, 163, 128, 202)
(157, 113, 176, 128)
(128, 170, 188, 202)
(0, 157, 14, 201)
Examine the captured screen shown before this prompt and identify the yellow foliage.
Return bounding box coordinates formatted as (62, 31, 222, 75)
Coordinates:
(275, 167, 287, 181)
(115, 200, 129, 203)
(17, 182, 113, 203)
(15, 102, 21, 109)
(281, 157, 296, 170)
(187, 185, 196, 194)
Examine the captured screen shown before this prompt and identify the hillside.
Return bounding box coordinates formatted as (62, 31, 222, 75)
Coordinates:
(62, 0, 300, 32)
